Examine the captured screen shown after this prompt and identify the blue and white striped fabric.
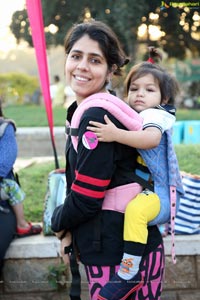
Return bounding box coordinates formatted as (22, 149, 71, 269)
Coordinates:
(174, 172, 200, 234)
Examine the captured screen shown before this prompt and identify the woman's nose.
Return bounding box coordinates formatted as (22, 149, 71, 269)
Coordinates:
(77, 58, 89, 70)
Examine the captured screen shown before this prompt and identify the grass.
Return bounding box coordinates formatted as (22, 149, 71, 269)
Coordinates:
(3, 104, 67, 127)
(19, 144, 200, 223)
(19, 158, 65, 222)
(176, 108, 200, 121)
(3, 104, 200, 127)
(175, 144, 200, 174)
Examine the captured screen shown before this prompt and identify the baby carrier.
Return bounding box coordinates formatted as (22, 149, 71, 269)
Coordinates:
(67, 92, 184, 263)
(65, 92, 184, 300)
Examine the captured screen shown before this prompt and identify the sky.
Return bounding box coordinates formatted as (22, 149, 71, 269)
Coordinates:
(0, 0, 26, 53)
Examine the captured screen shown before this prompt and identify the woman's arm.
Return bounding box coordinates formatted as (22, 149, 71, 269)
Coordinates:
(0, 124, 18, 177)
(51, 109, 117, 232)
(87, 114, 162, 149)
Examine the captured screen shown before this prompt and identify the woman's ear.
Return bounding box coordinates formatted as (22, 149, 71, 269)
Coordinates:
(106, 64, 118, 84)
(112, 64, 117, 73)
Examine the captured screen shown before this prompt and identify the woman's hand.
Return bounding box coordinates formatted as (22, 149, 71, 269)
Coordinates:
(54, 229, 66, 240)
(87, 114, 118, 142)
(60, 231, 72, 265)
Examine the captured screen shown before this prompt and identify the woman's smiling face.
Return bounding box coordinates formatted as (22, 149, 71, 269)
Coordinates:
(65, 34, 110, 103)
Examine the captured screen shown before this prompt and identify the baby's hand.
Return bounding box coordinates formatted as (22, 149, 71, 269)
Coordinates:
(87, 115, 118, 142)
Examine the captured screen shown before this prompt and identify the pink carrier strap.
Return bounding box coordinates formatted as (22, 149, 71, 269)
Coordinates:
(170, 185, 177, 264)
(70, 92, 143, 151)
(102, 182, 143, 213)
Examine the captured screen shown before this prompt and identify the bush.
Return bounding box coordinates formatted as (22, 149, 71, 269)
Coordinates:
(0, 73, 40, 105)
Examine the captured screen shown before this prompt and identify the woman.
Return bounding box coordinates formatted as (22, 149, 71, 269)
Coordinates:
(51, 20, 164, 300)
(0, 101, 42, 275)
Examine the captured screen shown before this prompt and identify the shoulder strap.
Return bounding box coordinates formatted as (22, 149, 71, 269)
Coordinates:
(0, 122, 9, 138)
(0, 118, 16, 138)
(69, 92, 143, 152)
(166, 130, 184, 264)
(69, 250, 81, 300)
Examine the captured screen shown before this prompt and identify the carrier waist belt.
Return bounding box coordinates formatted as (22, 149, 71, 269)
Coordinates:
(102, 182, 142, 213)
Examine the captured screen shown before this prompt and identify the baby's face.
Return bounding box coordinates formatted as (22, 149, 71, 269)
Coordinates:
(128, 73, 162, 112)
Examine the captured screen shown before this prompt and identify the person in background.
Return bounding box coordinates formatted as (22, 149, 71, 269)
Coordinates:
(64, 84, 76, 108)
(0, 101, 42, 275)
(87, 49, 184, 299)
(50, 75, 65, 107)
(51, 20, 165, 300)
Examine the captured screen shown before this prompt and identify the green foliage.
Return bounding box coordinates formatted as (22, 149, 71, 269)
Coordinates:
(158, 6, 186, 59)
(9, 0, 200, 60)
(10, 9, 33, 46)
(18, 158, 65, 222)
(175, 144, 200, 175)
(47, 261, 68, 290)
(0, 73, 39, 104)
(176, 109, 200, 121)
(18, 161, 57, 222)
(101, 0, 147, 57)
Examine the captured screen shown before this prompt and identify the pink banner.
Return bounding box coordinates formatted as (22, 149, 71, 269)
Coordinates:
(26, 0, 59, 167)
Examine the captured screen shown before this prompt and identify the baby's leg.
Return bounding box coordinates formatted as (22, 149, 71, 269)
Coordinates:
(119, 191, 160, 280)
(124, 191, 160, 245)
(98, 191, 160, 300)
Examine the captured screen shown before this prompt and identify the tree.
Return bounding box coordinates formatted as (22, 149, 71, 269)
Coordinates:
(10, 0, 200, 59)
(158, 6, 200, 59)
(145, 1, 200, 59)
(9, 0, 147, 60)
(10, 9, 33, 46)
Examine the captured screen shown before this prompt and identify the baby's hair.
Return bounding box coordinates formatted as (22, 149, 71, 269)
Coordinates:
(147, 46, 162, 64)
(125, 60, 180, 105)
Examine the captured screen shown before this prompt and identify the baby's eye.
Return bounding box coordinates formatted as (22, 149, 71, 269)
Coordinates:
(129, 87, 137, 92)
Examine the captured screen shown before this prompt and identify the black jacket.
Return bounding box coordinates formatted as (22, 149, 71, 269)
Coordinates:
(51, 104, 162, 266)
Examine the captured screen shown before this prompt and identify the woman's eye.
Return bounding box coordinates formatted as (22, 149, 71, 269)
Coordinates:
(71, 54, 81, 60)
(90, 58, 101, 64)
